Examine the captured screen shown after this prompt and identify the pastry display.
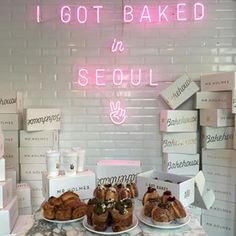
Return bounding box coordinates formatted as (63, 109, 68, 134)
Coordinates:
(141, 187, 187, 225)
(86, 182, 137, 232)
(42, 191, 87, 221)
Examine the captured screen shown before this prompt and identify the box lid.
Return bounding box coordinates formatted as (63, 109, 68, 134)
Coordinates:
(192, 171, 215, 209)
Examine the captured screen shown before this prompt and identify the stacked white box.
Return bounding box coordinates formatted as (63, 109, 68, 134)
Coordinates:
(19, 109, 60, 212)
(16, 183, 32, 215)
(198, 73, 236, 234)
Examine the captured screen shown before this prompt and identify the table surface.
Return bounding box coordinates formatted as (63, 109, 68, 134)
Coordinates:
(12, 201, 207, 236)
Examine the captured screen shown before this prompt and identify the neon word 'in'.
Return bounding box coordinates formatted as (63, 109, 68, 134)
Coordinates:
(110, 100, 127, 125)
(111, 39, 124, 53)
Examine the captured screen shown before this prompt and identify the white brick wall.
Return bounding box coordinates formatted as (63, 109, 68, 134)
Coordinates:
(0, 0, 235, 172)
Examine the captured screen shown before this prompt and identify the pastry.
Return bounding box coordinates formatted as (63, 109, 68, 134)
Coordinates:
(92, 202, 109, 231)
(64, 197, 81, 209)
(105, 187, 118, 202)
(60, 191, 80, 202)
(143, 199, 159, 218)
(168, 197, 187, 219)
(42, 202, 55, 220)
(87, 198, 98, 225)
(93, 185, 107, 201)
(72, 201, 87, 219)
(142, 187, 159, 205)
(55, 205, 72, 221)
(48, 196, 63, 206)
(118, 187, 131, 200)
(161, 190, 172, 203)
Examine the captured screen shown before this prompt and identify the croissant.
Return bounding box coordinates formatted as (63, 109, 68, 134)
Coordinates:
(72, 202, 87, 219)
(42, 202, 55, 220)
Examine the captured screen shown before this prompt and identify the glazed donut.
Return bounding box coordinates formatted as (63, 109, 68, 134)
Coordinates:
(142, 187, 159, 205)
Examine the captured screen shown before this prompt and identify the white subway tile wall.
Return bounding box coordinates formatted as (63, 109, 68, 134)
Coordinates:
(0, 0, 235, 173)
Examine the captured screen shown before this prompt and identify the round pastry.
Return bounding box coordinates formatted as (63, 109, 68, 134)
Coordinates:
(86, 198, 98, 225)
(48, 196, 63, 206)
(126, 184, 136, 198)
(161, 191, 172, 203)
(130, 182, 138, 197)
(143, 199, 159, 218)
(92, 202, 109, 231)
(63, 197, 81, 209)
(116, 183, 125, 198)
(151, 202, 175, 224)
(93, 185, 107, 201)
(168, 197, 186, 219)
(142, 187, 159, 205)
(42, 202, 55, 220)
(118, 187, 131, 200)
(71, 201, 87, 219)
(60, 191, 80, 202)
(105, 187, 118, 202)
(55, 205, 72, 221)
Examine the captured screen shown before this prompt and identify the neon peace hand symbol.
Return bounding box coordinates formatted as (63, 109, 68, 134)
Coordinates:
(109, 100, 127, 125)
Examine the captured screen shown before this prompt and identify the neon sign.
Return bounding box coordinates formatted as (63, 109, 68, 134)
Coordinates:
(36, 2, 205, 24)
(110, 101, 127, 125)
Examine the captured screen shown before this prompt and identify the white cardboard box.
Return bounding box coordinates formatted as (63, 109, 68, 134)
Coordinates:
(6, 167, 17, 194)
(0, 178, 13, 209)
(42, 170, 96, 200)
(0, 157, 6, 181)
(200, 109, 234, 127)
(0, 196, 18, 235)
(0, 113, 22, 130)
(0, 125, 4, 157)
(200, 71, 236, 91)
(0, 91, 23, 114)
(20, 130, 58, 149)
(160, 110, 198, 132)
(193, 171, 215, 210)
(233, 90, 236, 113)
(195, 91, 232, 109)
(203, 165, 236, 185)
(24, 108, 61, 131)
(137, 170, 195, 206)
(20, 163, 46, 181)
(206, 181, 236, 203)
(162, 132, 198, 154)
(160, 74, 199, 110)
(201, 126, 234, 149)
(202, 149, 236, 168)
(202, 215, 236, 236)
(20, 147, 50, 164)
(96, 160, 142, 185)
(26, 180, 43, 198)
(6, 162, 19, 183)
(162, 153, 199, 176)
(19, 207, 32, 215)
(16, 183, 32, 208)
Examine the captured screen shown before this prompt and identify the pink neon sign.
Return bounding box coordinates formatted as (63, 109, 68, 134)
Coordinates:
(36, 2, 205, 24)
(110, 101, 127, 125)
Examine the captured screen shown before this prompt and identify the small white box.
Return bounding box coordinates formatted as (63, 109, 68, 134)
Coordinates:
(4, 146, 19, 166)
(19, 207, 32, 215)
(20, 130, 59, 149)
(0, 125, 4, 157)
(206, 181, 236, 203)
(233, 91, 236, 113)
(201, 71, 236, 91)
(160, 74, 199, 109)
(24, 108, 61, 131)
(6, 167, 17, 194)
(202, 149, 236, 168)
(16, 183, 32, 208)
(32, 196, 44, 207)
(200, 109, 234, 127)
(96, 160, 142, 185)
(203, 165, 236, 185)
(195, 91, 232, 109)
(193, 171, 215, 210)
(201, 126, 234, 149)
(160, 110, 198, 132)
(0, 178, 13, 209)
(20, 147, 50, 164)
(2, 131, 18, 163)
(0, 113, 22, 130)
(42, 170, 96, 200)
(20, 163, 46, 181)
(0, 158, 6, 181)
(202, 215, 236, 236)
(26, 180, 43, 198)
(0, 196, 18, 235)
(162, 132, 198, 154)
(0, 91, 23, 114)
(162, 153, 199, 175)
(137, 170, 195, 206)
(6, 162, 19, 183)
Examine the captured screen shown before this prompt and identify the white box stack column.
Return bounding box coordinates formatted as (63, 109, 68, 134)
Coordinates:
(199, 72, 236, 236)
(19, 108, 60, 212)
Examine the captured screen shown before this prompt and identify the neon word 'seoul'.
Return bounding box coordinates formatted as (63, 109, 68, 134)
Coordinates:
(37, 2, 205, 24)
(77, 68, 157, 87)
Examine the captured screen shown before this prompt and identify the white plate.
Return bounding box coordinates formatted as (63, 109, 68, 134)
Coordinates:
(138, 213, 190, 229)
(43, 215, 84, 224)
(83, 215, 138, 235)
